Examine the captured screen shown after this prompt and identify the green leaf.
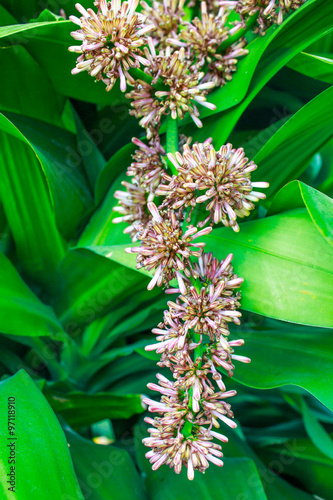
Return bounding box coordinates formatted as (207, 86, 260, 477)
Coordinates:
(229, 324, 333, 412)
(0, 370, 83, 499)
(252, 87, 333, 197)
(0, 44, 65, 126)
(287, 52, 333, 84)
(64, 425, 146, 500)
(44, 388, 144, 427)
(135, 425, 267, 500)
(79, 172, 130, 247)
(2, 112, 94, 240)
(53, 247, 149, 330)
(269, 181, 333, 245)
(257, 438, 333, 499)
(0, 113, 65, 277)
(301, 398, 333, 460)
(0, 253, 63, 337)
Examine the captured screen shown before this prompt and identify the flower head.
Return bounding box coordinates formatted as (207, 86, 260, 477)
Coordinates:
(126, 42, 216, 135)
(157, 141, 268, 231)
(143, 374, 237, 479)
(69, 0, 155, 91)
(141, 0, 185, 47)
(167, 2, 247, 87)
(126, 203, 212, 290)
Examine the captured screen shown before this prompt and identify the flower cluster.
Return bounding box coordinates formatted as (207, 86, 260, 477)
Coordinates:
(220, 0, 306, 34)
(157, 141, 269, 231)
(69, 0, 155, 91)
(142, 252, 250, 479)
(168, 2, 248, 87)
(126, 42, 216, 137)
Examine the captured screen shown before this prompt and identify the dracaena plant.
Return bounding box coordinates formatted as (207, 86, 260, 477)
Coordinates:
(0, 0, 333, 498)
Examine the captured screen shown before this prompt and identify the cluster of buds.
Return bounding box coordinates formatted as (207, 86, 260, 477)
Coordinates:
(220, 0, 306, 34)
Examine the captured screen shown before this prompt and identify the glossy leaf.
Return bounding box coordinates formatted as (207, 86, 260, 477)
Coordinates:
(0, 114, 65, 276)
(53, 247, 149, 330)
(0, 370, 83, 499)
(269, 180, 333, 245)
(0, 253, 63, 337)
(2, 112, 94, 240)
(252, 87, 333, 196)
(287, 52, 333, 84)
(0, 20, 128, 106)
(229, 324, 333, 412)
(0, 43, 65, 126)
(257, 438, 333, 499)
(301, 398, 333, 460)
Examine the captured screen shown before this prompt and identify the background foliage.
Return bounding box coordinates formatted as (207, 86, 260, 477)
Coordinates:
(0, 0, 333, 498)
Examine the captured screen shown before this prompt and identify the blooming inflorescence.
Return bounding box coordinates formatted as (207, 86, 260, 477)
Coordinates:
(69, 0, 154, 91)
(157, 141, 268, 231)
(67, 0, 306, 481)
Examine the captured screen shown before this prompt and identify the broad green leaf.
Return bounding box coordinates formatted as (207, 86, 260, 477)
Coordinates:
(64, 425, 146, 500)
(204, 210, 333, 327)
(252, 87, 333, 196)
(269, 180, 333, 244)
(2, 112, 94, 240)
(44, 388, 144, 427)
(0, 114, 65, 276)
(228, 324, 333, 412)
(0, 253, 63, 337)
(53, 247, 149, 330)
(0, 370, 83, 499)
(79, 171, 130, 247)
(287, 52, 333, 84)
(98, 209, 333, 327)
(89, 353, 157, 393)
(81, 290, 166, 356)
(257, 439, 333, 499)
(301, 398, 333, 460)
(0, 44, 65, 126)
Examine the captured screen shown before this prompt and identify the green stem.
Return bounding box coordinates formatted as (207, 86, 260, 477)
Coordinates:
(217, 13, 259, 53)
(166, 114, 179, 175)
(130, 68, 165, 91)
